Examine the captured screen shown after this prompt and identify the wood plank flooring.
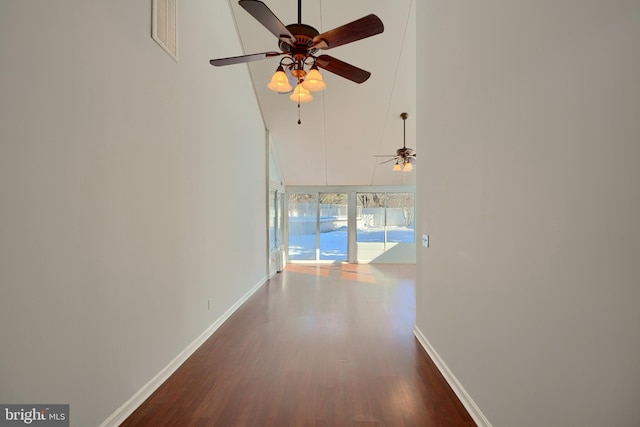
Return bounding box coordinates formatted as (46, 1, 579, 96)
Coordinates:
(120, 263, 475, 426)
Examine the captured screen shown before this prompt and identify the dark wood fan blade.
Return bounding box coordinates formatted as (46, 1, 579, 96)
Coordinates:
(210, 51, 283, 66)
(315, 55, 371, 83)
(239, 0, 296, 45)
(312, 14, 383, 50)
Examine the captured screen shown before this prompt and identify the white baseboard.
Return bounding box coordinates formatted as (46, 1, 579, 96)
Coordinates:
(99, 275, 270, 427)
(413, 326, 492, 427)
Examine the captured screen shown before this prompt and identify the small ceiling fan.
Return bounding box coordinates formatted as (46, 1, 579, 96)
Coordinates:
(375, 112, 416, 172)
(209, 0, 384, 100)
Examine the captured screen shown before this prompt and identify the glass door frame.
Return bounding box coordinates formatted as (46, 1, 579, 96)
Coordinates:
(286, 185, 416, 264)
(318, 192, 348, 261)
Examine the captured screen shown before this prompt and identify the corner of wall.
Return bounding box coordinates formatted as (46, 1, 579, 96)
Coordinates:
(413, 326, 492, 427)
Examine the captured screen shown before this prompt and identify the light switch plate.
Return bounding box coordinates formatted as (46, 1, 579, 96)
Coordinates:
(422, 234, 429, 248)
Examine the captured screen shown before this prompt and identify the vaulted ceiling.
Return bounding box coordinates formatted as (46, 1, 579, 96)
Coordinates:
(222, 0, 416, 186)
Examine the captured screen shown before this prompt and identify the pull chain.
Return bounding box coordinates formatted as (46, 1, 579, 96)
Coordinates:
(297, 101, 302, 125)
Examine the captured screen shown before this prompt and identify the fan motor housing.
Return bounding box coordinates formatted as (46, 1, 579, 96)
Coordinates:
(279, 23, 319, 56)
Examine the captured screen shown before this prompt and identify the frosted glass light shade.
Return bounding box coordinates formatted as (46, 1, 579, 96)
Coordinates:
(290, 83, 313, 103)
(267, 67, 292, 92)
(392, 162, 402, 171)
(403, 161, 413, 171)
(301, 67, 326, 92)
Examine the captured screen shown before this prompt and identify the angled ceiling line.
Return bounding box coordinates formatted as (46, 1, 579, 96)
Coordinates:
(226, 0, 270, 131)
(370, 0, 413, 185)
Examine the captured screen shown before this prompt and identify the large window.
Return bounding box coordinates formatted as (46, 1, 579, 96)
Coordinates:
(385, 192, 415, 243)
(357, 192, 415, 244)
(356, 192, 386, 243)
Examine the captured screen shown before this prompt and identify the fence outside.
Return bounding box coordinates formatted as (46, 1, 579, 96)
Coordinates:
(289, 204, 415, 235)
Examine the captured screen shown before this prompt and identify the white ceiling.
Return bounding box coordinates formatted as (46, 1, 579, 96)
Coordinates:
(223, 0, 416, 187)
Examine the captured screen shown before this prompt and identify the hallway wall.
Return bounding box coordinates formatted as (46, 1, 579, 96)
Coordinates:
(0, 1, 267, 425)
(416, 1, 640, 426)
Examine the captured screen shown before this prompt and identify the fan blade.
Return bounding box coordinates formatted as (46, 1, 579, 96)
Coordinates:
(239, 0, 296, 45)
(373, 155, 397, 157)
(312, 14, 384, 50)
(210, 51, 283, 66)
(315, 55, 371, 83)
(379, 157, 400, 164)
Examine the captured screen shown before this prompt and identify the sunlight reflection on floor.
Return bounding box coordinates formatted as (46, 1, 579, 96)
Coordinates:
(285, 262, 383, 284)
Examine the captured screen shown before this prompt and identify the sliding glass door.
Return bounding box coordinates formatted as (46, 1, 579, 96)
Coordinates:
(287, 193, 348, 261)
(286, 187, 416, 264)
(318, 193, 347, 260)
(288, 193, 317, 260)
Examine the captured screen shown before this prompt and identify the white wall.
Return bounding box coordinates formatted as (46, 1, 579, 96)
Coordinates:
(416, 1, 640, 426)
(0, 1, 267, 425)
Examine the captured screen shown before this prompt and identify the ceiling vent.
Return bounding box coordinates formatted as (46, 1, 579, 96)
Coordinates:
(152, 0, 178, 61)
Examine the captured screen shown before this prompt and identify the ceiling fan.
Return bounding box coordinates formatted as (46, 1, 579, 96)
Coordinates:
(375, 112, 416, 172)
(209, 0, 384, 105)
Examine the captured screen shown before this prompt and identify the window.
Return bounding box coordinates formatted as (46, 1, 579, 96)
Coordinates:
(356, 193, 386, 243)
(385, 193, 415, 243)
(356, 192, 414, 243)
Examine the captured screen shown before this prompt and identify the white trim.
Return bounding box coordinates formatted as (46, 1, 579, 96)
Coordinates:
(413, 326, 492, 427)
(99, 275, 269, 427)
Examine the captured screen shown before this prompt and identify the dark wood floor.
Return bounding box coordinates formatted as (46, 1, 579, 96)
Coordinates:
(121, 263, 475, 426)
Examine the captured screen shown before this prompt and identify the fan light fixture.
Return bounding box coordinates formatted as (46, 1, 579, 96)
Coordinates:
(269, 58, 326, 102)
(210, 1, 384, 123)
(302, 65, 326, 91)
(393, 160, 413, 172)
(267, 65, 292, 92)
(289, 82, 313, 103)
(394, 112, 414, 172)
(375, 112, 416, 172)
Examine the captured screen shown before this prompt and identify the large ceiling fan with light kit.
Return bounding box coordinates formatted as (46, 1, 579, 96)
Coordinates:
(210, 0, 384, 123)
(375, 112, 416, 172)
